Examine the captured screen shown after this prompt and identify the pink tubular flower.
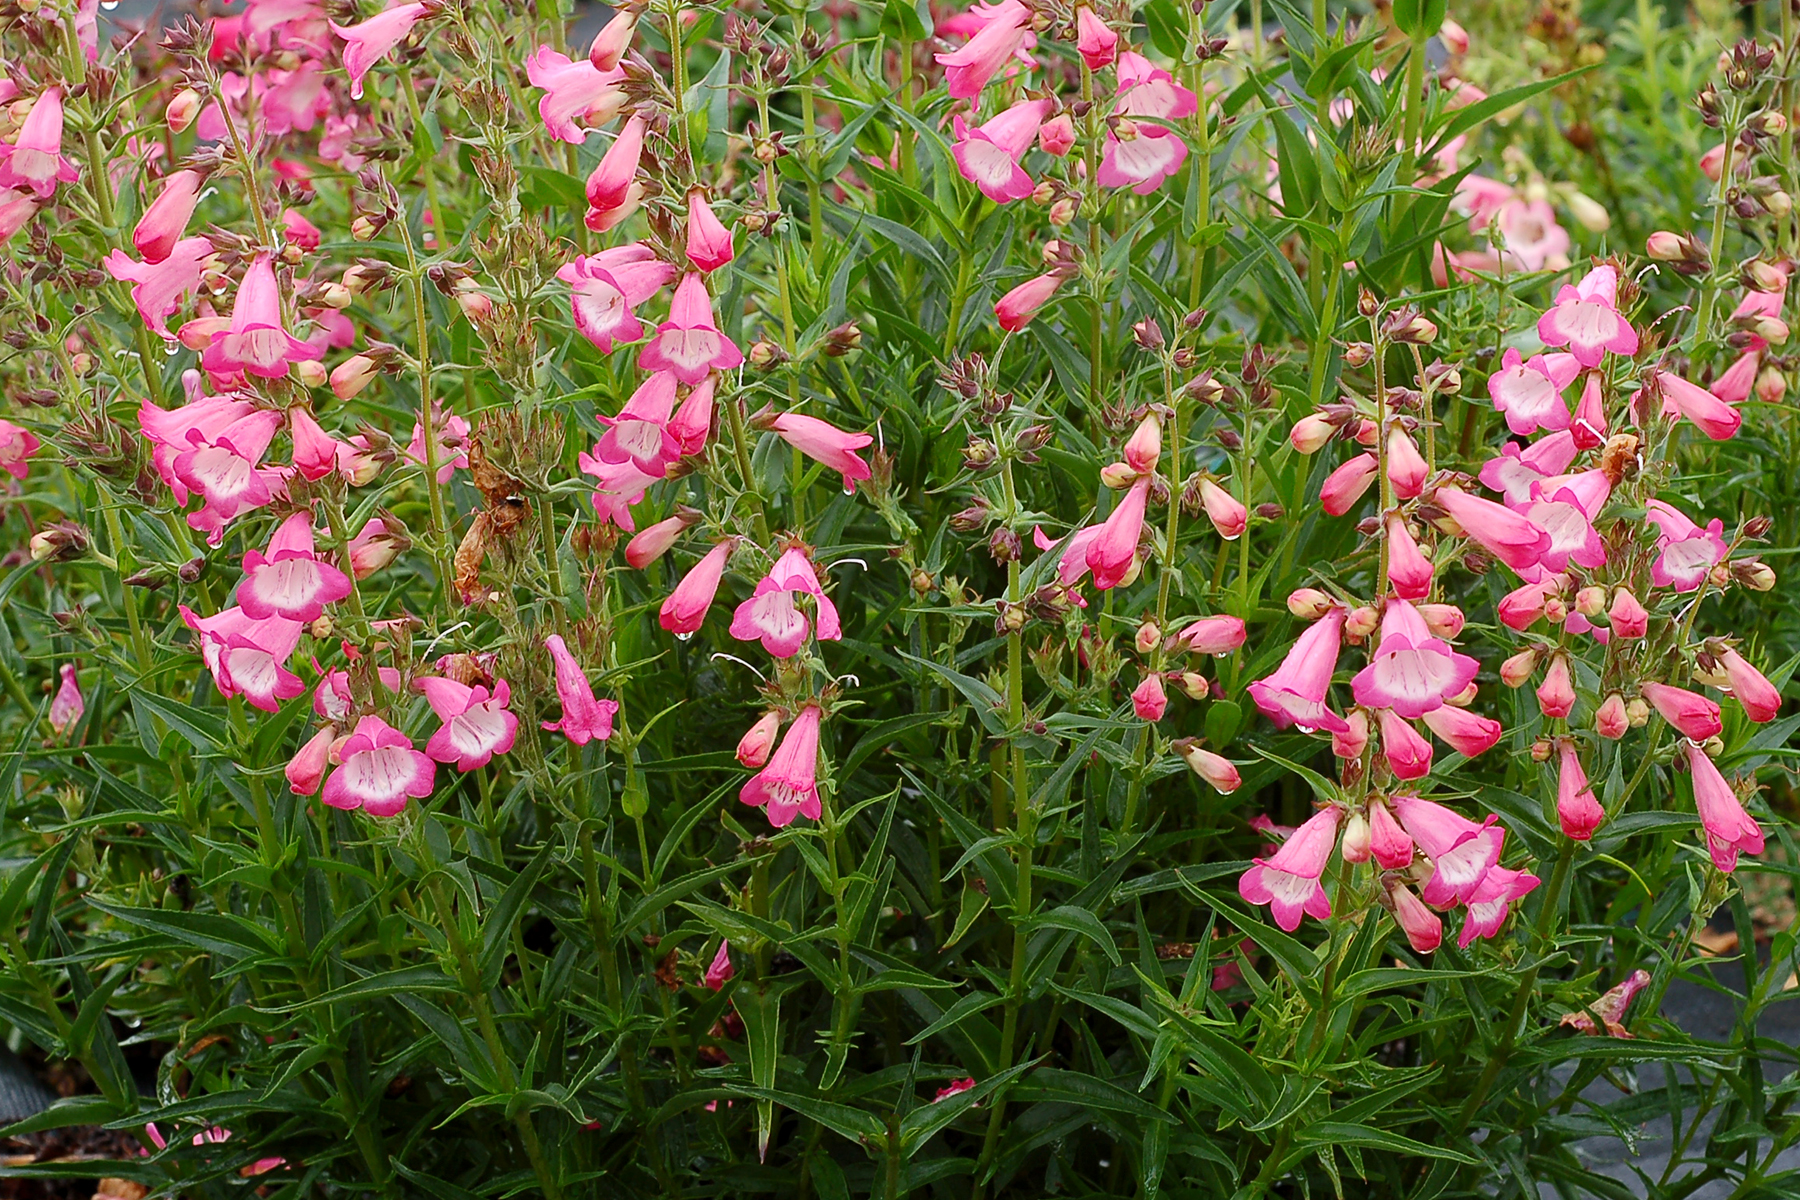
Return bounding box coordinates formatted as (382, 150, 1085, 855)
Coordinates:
(1650, 368, 1742, 440)
(321, 715, 436, 817)
(1332, 709, 1370, 759)
(1199, 479, 1247, 539)
(172, 408, 287, 545)
(1536, 654, 1575, 719)
(48, 664, 83, 737)
(420, 676, 518, 771)
(1421, 705, 1502, 758)
(1684, 740, 1763, 872)
(1176, 615, 1245, 656)
(1479, 430, 1579, 505)
(202, 254, 314, 379)
(934, 0, 1032, 100)
(1557, 744, 1604, 840)
(736, 712, 781, 768)
(282, 207, 322, 251)
(625, 511, 696, 570)
(952, 99, 1050, 203)
(1238, 806, 1340, 932)
(686, 189, 735, 272)
(1385, 425, 1428, 498)
(1086, 475, 1149, 590)
(585, 114, 647, 216)
(1641, 681, 1723, 740)
(134, 169, 206, 264)
(1496, 575, 1560, 631)
(1391, 795, 1502, 907)
(1367, 797, 1413, 870)
(995, 271, 1065, 331)
(330, 2, 429, 100)
(770, 413, 874, 494)
(1431, 487, 1550, 573)
(639, 274, 745, 384)
(1717, 647, 1780, 722)
(405, 410, 471, 486)
(1385, 514, 1433, 601)
(1596, 693, 1629, 739)
(1486, 347, 1579, 436)
(730, 547, 841, 657)
(1320, 453, 1378, 516)
(525, 45, 626, 143)
(1572, 371, 1608, 449)
(286, 724, 334, 795)
(1561, 969, 1652, 1038)
(347, 517, 406, 579)
(1609, 587, 1648, 638)
(662, 539, 734, 636)
(580, 454, 660, 530)
(1098, 52, 1195, 194)
(180, 605, 307, 712)
(237, 510, 352, 622)
(1536, 263, 1639, 367)
(1378, 707, 1434, 781)
(1458, 865, 1540, 948)
(1519, 472, 1609, 573)
(541, 634, 619, 745)
(289, 407, 342, 481)
(1711, 348, 1760, 406)
(1132, 673, 1167, 722)
(103, 236, 217, 341)
(588, 7, 637, 70)
(595, 372, 680, 475)
(312, 665, 403, 723)
(1248, 607, 1350, 733)
(1038, 113, 1075, 156)
(669, 376, 716, 456)
(1174, 739, 1240, 793)
(1645, 500, 1726, 593)
(1389, 883, 1442, 955)
(704, 940, 734, 990)
(0, 89, 78, 198)
(740, 704, 823, 827)
(1351, 599, 1478, 719)
(1075, 6, 1118, 68)
(557, 244, 678, 356)
(0, 420, 40, 480)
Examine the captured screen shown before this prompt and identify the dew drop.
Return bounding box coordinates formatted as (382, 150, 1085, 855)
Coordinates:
(162, 341, 180, 357)
(675, 631, 693, 642)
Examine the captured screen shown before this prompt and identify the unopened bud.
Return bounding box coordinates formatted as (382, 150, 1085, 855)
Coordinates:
(1625, 696, 1650, 728)
(1345, 605, 1378, 640)
(29, 523, 88, 563)
(747, 339, 786, 370)
(1099, 461, 1139, 489)
(1287, 587, 1333, 619)
(1529, 738, 1553, 762)
(310, 614, 335, 640)
(1135, 621, 1161, 655)
(1342, 342, 1373, 367)
(1575, 585, 1606, 617)
(1173, 671, 1208, 701)
(988, 526, 1022, 563)
(1734, 557, 1777, 590)
(1755, 365, 1787, 404)
(1595, 692, 1628, 739)
(1340, 811, 1373, 862)
(166, 88, 201, 133)
(1567, 192, 1610, 233)
(1500, 647, 1538, 688)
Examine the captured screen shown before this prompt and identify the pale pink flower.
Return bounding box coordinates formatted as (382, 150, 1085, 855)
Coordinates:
(686, 189, 735, 272)
(1717, 647, 1780, 722)
(103, 236, 217, 341)
(1085, 475, 1149, 590)
(588, 8, 637, 71)
(1557, 743, 1604, 840)
(286, 724, 335, 795)
(134, 169, 206, 264)
(542, 634, 618, 745)
(172, 408, 287, 544)
(934, 0, 1032, 99)
(736, 712, 780, 768)
(1199, 479, 1246, 539)
(1248, 607, 1350, 733)
(237, 510, 353, 622)
(952, 99, 1049, 203)
(594, 372, 681, 475)
(1458, 865, 1539, 947)
(1238, 806, 1340, 932)
(322, 715, 436, 817)
(180, 605, 307, 712)
(740, 704, 823, 827)
(1645, 499, 1726, 593)
(770, 413, 874, 494)
(1378, 707, 1434, 780)
(730, 547, 841, 657)
(1561, 969, 1652, 1037)
(48, 664, 83, 737)
(557, 243, 678, 356)
(1536, 263, 1639, 367)
(0, 193, 41, 244)
(1113, 51, 1198, 122)
(1640, 681, 1722, 740)
(585, 114, 647, 215)
(625, 511, 695, 570)
(1390, 883, 1442, 954)
(1486, 347, 1579, 436)
(662, 539, 734, 636)
(0, 420, 40, 481)
(420, 676, 518, 771)
(1074, 6, 1118, 68)
(1685, 740, 1764, 873)
(0, 89, 78, 198)
(330, 2, 429, 101)
(1131, 673, 1167, 722)
(347, 517, 407, 579)
(1351, 599, 1478, 719)
(639, 274, 745, 384)
(1421, 705, 1501, 758)
(1391, 795, 1502, 907)
(406, 410, 471, 484)
(1431, 487, 1550, 573)
(1176, 615, 1245, 656)
(1493, 198, 1571, 272)
(525, 45, 627, 143)
(1174, 739, 1240, 793)
(1319, 452, 1378, 516)
(1478, 430, 1578, 506)
(312, 665, 404, 723)
(704, 940, 734, 990)
(1649, 368, 1742, 440)
(994, 272, 1064, 331)
(202, 254, 314, 380)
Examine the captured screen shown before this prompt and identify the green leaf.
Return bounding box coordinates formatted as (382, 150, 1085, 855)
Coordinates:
(1293, 1121, 1478, 1164)
(1022, 905, 1121, 965)
(84, 897, 280, 960)
(127, 688, 228, 753)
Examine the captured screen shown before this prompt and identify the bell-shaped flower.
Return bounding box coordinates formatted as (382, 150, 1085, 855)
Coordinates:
(1386, 514, 1434, 600)
(1478, 430, 1578, 505)
(1421, 704, 1501, 758)
(994, 271, 1064, 331)
(1536, 653, 1575, 718)
(1486, 347, 1579, 436)
(952, 99, 1049, 203)
(595, 372, 681, 475)
(1640, 681, 1722, 740)
(1650, 368, 1742, 440)
(1536, 263, 1639, 367)
(1378, 707, 1434, 780)
(542, 634, 618, 745)
(1238, 806, 1340, 932)
(1113, 51, 1199, 122)
(237, 510, 352, 622)
(1176, 614, 1244, 656)
(1075, 6, 1117, 69)
(771, 413, 873, 494)
(1518, 475, 1607, 573)
(1368, 797, 1414, 869)
(736, 712, 780, 768)
(202, 254, 314, 379)
(48, 664, 83, 737)
(685, 188, 735, 272)
(1097, 120, 1189, 194)
(134, 169, 206, 264)
(557, 243, 676, 356)
(730, 547, 841, 658)
(639, 273, 745, 384)
(1248, 607, 1350, 733)
(1685, 740, 1764, 872)
(1645, 499, 1726, 593)
(140, 393, 255, 503)
(104, 236, 217, 341)
(1391, 794, 1503, 907)
(1556, 743, 1604, 840)
(330, 2, 430, 101)
(286, 724, 334, 795)
(1457, 865, 1540, 947)
(579, 453, 660, 530)
(321, 715, 437, 817)
(525, 45, 626, 143)
(1086, 475, 1149, 590)
(1320, 452, 1378, 516)
(172, 407, 288, 544)
(934, 0, 1032, 100)
(662, 538, 734, 636)
(1716, 647, 1780, 722)
(180, 604, 307, 712)
(0, 89, 78, 198)
(1389, 883, 1442, 954)
(1351, 599, 1478, 719)
(740, 704, 823, 827)
(420, 675, 518, 771)
(584, 114, 646, 216)
(1431, 486, 1550, 573)
(1385, 425, 1429, 498)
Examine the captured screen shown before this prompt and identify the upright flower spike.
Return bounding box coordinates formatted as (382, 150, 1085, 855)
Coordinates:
(952, 99, 1050, 203)
(740, 704, 824, 827)
(1556, 744, 1604, 840)
(769, 414, 874, 494)
(1640, 681, 1723, 740)
(542, 636, 618, 745)
(133, 169, 206, 264)
(685, 189, 735, 273)
(1238, 806, 1340, 932)
(934, 0, 1032, 100)
(321, 715, 437, 817)
(331, 1, 430, 101)
(48, 664, 83, 737)
(1248, 607, 1350, 733)
(1086, 475, 1149, 590)
(1390, 795, 1502, 907)
(237, 510, 353, 622)
(662, 539, 734, 636)
(1536, 263, 1639, 367)
(0, 89, 78, 198)
(420, 676, 518, 772)
(202, 254, 314, 380)
(1684, 740, 1764, 872)
(730, 547, 842, 658)
(557, 244, 678, 356)
(639, 274, 745, 384)
(525, 45, 626, 143)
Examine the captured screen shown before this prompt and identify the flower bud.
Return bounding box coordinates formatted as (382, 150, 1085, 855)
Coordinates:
(1500, 647, 1538, 688)
(1575, 586, 1606, 617)
(1529, 738, 1553, 762)
(166, 88, 201, 133)
(294, 359, 328, 388)
(1595, 692, 1628, 740)
(1609, 588, 1648, 639)
(1768, 190, 1793, 218)
(1567, 192, 1611, 232)
(1625, 696, 1650, 728)
(1172, 738, 1240, 793)
(29, 523, 88, 563)
(1289, 412, 1337, 453)
(1341, 342, 1373, 367)
(1734, 557, 1777, 590)
(1756, 365, 1787, 404)
(1340, 811, 1373, 863)
(1173, 671, 1208, 701)
(1417, 603, 1464, 638)
(1099, 461, 1139, 489)
(988, 526, 1022, 563)
(1543, 594, 1568, 625)
(1287, 587, 1334, 619)
(1345, 605, 1378, 640)
(1123, 412, 1162, 474)
(331, 354, 380, 400)
(736, 712, 781, 768)
(1135, 620, 1161, 655)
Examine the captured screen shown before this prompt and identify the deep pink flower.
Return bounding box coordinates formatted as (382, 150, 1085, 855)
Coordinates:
(1391, 795, 1503, 907)
(1086, 475, 1149, 590)
(1386, 514, 1433, 600)
(202, 254, 313, 379)
(1074, 6, 1118, 69)
(1640, 681, 1722, 740)
(1421, 704, 1502, 758)
(134, 169, 205, 264)
(625, 511, 695, 570)
(1572, 371, 1608, 448)
(1650, 368, 1742, 440)
(1537, 263, 1638, 367)
(1176, 614, 1245, 656)
(48, 664, 83, 737)
(1199, 479, 1247, 539)
(994, 271, 1064, 331)
(730, 547, 841, 658)
(686, 188, 735, 272)
(1432, 487, 1550, 573)
(585, 114, 646, 214)
(1717, 647, 1780, 722)
(1238, 806, 1340, 932)
(0, 192, 41, 244)
(662, 539, 734, 636)
(180, 604, 307, 712)
(526, 45, 626, 143)
(557, 244, 678, 356)
(286, 724, 334, 795)
(1486, 347, 1579, 436)
(420, 676, 518, 771)
(1332, 708, 1369, 760)
(587, 7, 637, 71)
(1556, 743, 1604, 840)
(1711, 348, 1760, 406)
(0, 89, 78, 198)
(103, 236, 217, 341)
(736, 712, 780, 768)
(952, 99, 1049, 203)
(771, 413, 873, 494)
(1390, 883, 1442, 954)
(1645, 499, 1726, 593)
(1367, 797, 1413, 870)
(1248, 607, 1350, 734)
(595, 372, 681, 475)
(578, 453, 660, 530)
(1351, 599, 1478, 719)
(1385, 425, 1428, 498)
(1132, 673, 1167, 722)
(740, 704, 823, 826)
(238, 510, 352, 622)
(330, 2, 429, 101)
(669, 376, 716, 456)
(321, 715, 436, 817)
(639, 274, 745, 384)
(1685, 741, 1764, 872)
(542, 634, 618, 745)
(0, 420, 40, 480)
(1518, 473, 1608, 573)
(1458, 865, 1540, 947)
(934, 0, 1032, 99)
(281, 207, 322, 251)
(1320, 452, 1378, 516)
(704, 940, 734, 990)
(172, 407, 287, 544)
(289, 407, 341, 482)
(1038, 114, 1075, 156)
(1561, 969, 1652, 1037)
(1536, 653, 1575, 719)
(1378, 707, 1434, 780)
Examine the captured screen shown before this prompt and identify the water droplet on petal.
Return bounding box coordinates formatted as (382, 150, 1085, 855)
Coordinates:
(675, 631, 693, 642)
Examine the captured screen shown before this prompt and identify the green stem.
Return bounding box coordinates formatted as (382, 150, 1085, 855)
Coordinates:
(396, 219, 455, 612)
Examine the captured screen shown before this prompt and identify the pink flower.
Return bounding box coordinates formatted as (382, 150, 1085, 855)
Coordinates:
(736, 712, 781, 768)
(542, 634, 618, 745)
(1649, 368, 1742, 440)
(1492, 198, 1570, 272)
(103, 237, 217, 341)
(1640, 681, 1722, 740)
(1385, 425, 1428, 498)
(1572, 371, 1608, 449)
(1320, 452, 1378, 516)
(281, 207, 322, 251)
(347, 517, 406, 579)
(1248, 607, 1350, 734)
(321, 715, 437, 817)
(1421, 705, 1502, 758)
(1378, 707, 1434, 780)
(1351, 599, 1478, 719)
(1711, 348, 1760, 406)
(1332, 708, 1370, 759)
(1174, 739, 1240, 793)
(1097, 124, 1189, 194)
(625, 510, 696, 570)
(1367, 797, 1413, 869)
(0, 193, 41, 244)
(1385, 514, 1433, 601)
(1431, 487, 1550, 573)
(286, 724, 334, 795)
(0, 89, 78, 198)
(1458, 865, 1540, 948)
(1519, 483, 1606, 575)
(1595, 692, 1629, 739)
(952, 99, 1050, 203)
(172, 408, 288, 544)
(1038, 114, 1075, 157)
(1560, 970, 1652, 1037)
(585, 114, 646, 214)
(1391, 795, 1502, 907)
(662, 539, 734, 636)
(1557, 744, 1604, 840)
(994, 272, 1065, 331)
(1608, 587, 1648, 639)
(48, 664, 83, 737)
(1645, 499, 1726, 593)
(639, 274, 745, 384)
(1114, 51, 1198, 122)
(730, 547, 841, 658)
(1086, 475, 1149, 590)
(557, 244, 679, 356)
(289, 407, 341, 482)
(1536, 654, 1575, 719)
(588, 7, 637, 71)
(1176, 615, 1245, 656)
(594, 372, 681, 475)
(1486, 347, 1579, 436)
(406, 410, 471, 484)
(686, 189, 735, 272)
(933, 1077, 977, 1103)
(0, 420, 40, 480)
(312, 665, 404, 723)
(740, 704, 823, 826)
(134, 169, 205, 264)
(1389, 883, 1442, 954)
(1717, 647, 1780, 722)
(330, 2, 429, 101)
(202, 254, 314, 380)
(1132, 673, 1167, 722)
(1456, 174, 1516, 229)
(770, 413, 873, 494)
(180, 605, 307, 712)
(1200, 479, 1247, 539)
(1536, 263, 1639, 367)
(669, 376, 716, 456)
(1075, 6, 1118, 68)
(934, 0, 1032, 100)
(704, 940, 734, 990)
(1685, 740, 1764, 872)
(525, 45, 626, 143)
(237, 510, 352, 622)
(579, 454, 660, 530)
(1238, 806, 1340, 932)
(420, 676, 518, 771)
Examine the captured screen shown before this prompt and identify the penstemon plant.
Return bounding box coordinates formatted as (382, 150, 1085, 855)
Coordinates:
(0, 0, 1798, 1195)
